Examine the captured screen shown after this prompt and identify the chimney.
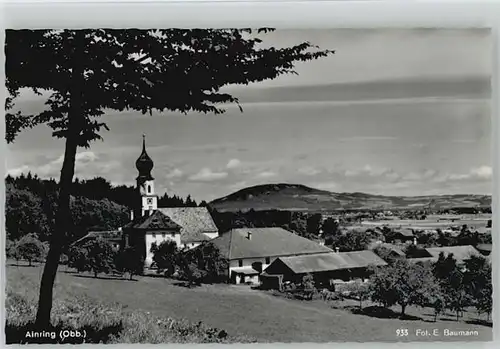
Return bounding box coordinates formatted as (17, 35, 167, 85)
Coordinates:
(130, 210, 134, 221)
(247, 232, 252, 240)
(335, 247, 340, 253)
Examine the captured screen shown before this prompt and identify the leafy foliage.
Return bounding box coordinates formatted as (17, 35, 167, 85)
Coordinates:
(15, 234, 46, 266)
(150, 240, 179, 276)
(5, 186, 51, 241)
(115, 246, 145, 280)
(328, 230, 370, 252)
(79, 238, 116, 277)
(370, 259, 440, 316)
(177, 242, 229, 284)
(67, 245, 91, 273)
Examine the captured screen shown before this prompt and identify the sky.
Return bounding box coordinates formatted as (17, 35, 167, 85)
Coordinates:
(6, 29, 493, 202)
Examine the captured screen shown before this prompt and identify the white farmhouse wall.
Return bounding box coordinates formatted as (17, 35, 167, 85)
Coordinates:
(228, 256, 279, 282)
(144, 232, 181, 267)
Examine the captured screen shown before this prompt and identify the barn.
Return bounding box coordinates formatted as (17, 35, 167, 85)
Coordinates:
(210, 227, 332, 285)
(262, 250, 387, 289)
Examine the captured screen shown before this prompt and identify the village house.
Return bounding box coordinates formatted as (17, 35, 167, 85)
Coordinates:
(121, 136, 219, 268)
(261, 250, 387, 290)
(72, 230, 123, 251)
(407, 245, 483, 265)
(211, 227, 333, 285)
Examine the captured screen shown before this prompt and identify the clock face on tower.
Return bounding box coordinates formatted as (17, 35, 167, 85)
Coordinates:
(147, 198, 153, 205)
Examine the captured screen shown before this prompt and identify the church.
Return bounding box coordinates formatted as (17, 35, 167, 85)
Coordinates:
(122, 135, 219, 268)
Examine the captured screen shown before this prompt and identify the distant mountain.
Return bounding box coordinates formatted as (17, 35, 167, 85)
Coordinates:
(209, 183, 491, 212)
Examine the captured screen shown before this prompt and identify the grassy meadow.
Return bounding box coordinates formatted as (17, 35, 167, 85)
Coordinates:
(5, 262, 492, 343)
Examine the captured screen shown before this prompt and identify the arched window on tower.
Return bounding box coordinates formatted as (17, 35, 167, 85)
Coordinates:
(148, 185, 151, 194)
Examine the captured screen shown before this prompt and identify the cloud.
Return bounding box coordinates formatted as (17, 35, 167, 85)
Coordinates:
(226, 158, 241, 169)
(339, 136, 398, 142)
(188, 168, 228, 182)
(471, 165, 492, 179)
(256, 171, 277, 179)
(434, 165, 492, 183)
(166, 168, 184, 179)
(298, 166, 321, 176)
(6, 165, 30, 177)
(314, 182, 338, 191)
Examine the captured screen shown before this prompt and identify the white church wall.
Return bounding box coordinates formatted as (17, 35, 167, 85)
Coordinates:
(144, 232, 181, 267)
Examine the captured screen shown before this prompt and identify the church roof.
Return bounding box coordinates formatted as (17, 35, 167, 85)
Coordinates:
(126, 210, 182, 230)
(158, 207, 218, 236)
(136, 135, 154, 180)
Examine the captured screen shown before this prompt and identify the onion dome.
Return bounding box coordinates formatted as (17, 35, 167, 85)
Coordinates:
(136, 134, 154, 181)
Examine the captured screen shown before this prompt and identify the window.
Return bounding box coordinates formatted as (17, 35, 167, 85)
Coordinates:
(238, 259, 243, 267)
(147, 185, 152, 193)
(265, 257, 270, 264)
(192, 243, 195, 247)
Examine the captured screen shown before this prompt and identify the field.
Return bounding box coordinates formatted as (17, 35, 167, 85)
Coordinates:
(6, 263, 492, 343)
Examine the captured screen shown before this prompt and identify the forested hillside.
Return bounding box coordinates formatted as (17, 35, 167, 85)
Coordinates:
(5, 173, 204, 242)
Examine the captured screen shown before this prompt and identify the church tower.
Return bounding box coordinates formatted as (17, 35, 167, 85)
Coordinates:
(135, 135, 158, 216)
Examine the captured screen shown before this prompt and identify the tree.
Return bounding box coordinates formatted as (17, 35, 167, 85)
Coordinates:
(306, 213, 323, 237)
(463, 255, 492, 320)
(5, 186, 51, 241)
(116, 246, 145, 280)
(329, 230, 370, 252)
(321, 218, 340, 238)
(15, 234, 45, 266)
(432, 253, 470, 321)
(80, 238, 116, 278)
(150, 240, 179, 276)
(177, 241, 228, 284)
(345, 280, 370, 310)
(6, 28, 332, 326)
(370, 259, 439, 316)
(67, 245, 90, 273)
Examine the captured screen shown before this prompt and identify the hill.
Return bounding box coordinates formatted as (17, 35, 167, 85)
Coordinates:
(209, 183, 491, 212)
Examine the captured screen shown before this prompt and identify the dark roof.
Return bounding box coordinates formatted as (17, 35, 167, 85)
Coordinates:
(425, 245, 481, 261)
(395, 228, 414, 237)
(72, 230, 122, 245)
(368, 242, 406, 257)
(409, 245, 481, 263)
(274, 250, 387, 274)
(476, 243, 492, 252)
(158, 207, 218, 243)
(128, 210, 182, 230)
(211, 227, 332, 260)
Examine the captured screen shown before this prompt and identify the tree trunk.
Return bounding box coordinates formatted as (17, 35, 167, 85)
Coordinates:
(35, 31, 84, 327)
(456, 310, 459, 321)
(401, 304, 406, 316)
(29, 259, 32, 266)
(129, 273, 133, 281)
(94, 271, 98, 278)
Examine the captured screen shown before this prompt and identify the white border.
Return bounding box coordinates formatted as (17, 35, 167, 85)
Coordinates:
(0, 1, 498, 349)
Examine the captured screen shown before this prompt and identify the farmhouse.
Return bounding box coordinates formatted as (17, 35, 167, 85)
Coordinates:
(262, 250, 387, 289)
(72, 230, 123, 251)
(122, 136, 219, 268)
(386, 228, 415, 244)
(476, 243, 492, 256)
(408, 245, 483, 265)
(211, 227, 332, 284)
